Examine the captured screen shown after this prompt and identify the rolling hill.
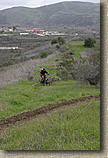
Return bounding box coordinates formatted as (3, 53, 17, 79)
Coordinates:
(0, 1, 100, 28)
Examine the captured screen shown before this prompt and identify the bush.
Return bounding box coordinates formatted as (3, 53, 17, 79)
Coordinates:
(51, 38, 58, 44)
(58, 36, 65, 45)
(51, 37, 65, 45)
(40, 52, 51, 58)
(56, 45, 60, 49)
(55, 58, 59, 62)
(70, 52, 100, 85)
(58, 51, 100, 85)
(60, 45, 69, 53)
(56, 67, 72, 80)
(84, 37, 96, 48)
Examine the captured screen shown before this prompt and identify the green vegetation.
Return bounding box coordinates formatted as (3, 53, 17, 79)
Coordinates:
(58, 37, 65, 45)
(13, 26, 16, 31)
(51, 37, 65, 45)
(57, 39, 100, 84)
(84, 37, 96, 48)
(60, 40, 85, 59)
(0, 38, 100, 150)
(51, 38, 58, 44)
(40, 52, 51, 58)
(56, 45, 60, 49)
(0, 99, 100, 150)
(0, 80, 99, 120)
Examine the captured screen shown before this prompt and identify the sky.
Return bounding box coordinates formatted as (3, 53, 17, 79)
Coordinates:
(0, 0, 100, 10)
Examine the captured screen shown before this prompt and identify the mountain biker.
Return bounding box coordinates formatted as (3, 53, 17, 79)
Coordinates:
(40, 68, 49, 80)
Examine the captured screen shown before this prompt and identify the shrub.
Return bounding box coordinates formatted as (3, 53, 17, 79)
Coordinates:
(84, 37, 96, 48)
(58, 36, 65, 45)
(70, 52, 100, 85)
(40, 52, 51, 58)
(60, 45, 69, 53)
(55, 58, 59, 62)
(51, 37, 65, 45)
(56, 67, 72, 80)
(56, 45, 60, 49)
(58, 51, 100, 85)
(51, 38, 58, 44)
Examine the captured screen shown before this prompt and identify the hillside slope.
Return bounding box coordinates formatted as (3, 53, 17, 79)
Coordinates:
(0, 1, 100, 28)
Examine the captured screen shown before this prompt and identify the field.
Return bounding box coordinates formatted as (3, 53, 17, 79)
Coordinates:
(0, 34, 56, 68)
(0, 80, 99, 120)
(0, 98, 100, 150)
(0, 34, 100, 150)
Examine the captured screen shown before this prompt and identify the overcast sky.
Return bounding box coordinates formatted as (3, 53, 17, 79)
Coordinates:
(0, 0, 100, 10)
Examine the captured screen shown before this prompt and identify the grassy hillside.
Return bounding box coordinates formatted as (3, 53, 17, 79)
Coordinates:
(0, 80, 99, 120)
(0, 38, 100, 150)
(0, 98, 100, 150)
(0, 1, 100, 27)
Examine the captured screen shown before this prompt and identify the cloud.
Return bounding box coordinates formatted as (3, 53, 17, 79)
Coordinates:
(0, 0, 30, 5)
(0, 0, 44, 10)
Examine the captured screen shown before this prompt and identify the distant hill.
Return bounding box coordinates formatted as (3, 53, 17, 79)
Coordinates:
(0, 1, 100, 28)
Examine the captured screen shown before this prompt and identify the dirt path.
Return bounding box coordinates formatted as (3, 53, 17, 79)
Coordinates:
(0, 95, 99, 130)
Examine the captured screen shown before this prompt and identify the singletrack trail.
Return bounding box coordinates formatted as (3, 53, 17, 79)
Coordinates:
(0, 95, 100, 129)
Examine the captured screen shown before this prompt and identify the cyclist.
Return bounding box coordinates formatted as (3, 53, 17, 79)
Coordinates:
(40, 68, 49, 80)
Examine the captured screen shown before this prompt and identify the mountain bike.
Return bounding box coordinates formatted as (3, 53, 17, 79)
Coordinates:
(40, 75, 50, 86)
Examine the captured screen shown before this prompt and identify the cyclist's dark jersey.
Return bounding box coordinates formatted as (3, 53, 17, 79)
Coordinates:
(40, 70, 48, 76)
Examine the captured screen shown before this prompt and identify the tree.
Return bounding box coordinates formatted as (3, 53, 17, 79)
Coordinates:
(51, 38, 58, 44)
(13, 26, 16, 31)
(57, 52, 100, 85)
(51, 37, 65, 45)
(56, 45, 60, 49)
(70, 52, 100, 85)
(84, 37, 96, 48)
(58, 36, 65, 45)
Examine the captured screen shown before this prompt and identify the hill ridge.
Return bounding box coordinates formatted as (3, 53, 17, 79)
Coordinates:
(0, 1, 100, 28)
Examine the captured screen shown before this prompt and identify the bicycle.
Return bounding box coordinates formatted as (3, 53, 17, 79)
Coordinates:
(40, 75, 50, 86)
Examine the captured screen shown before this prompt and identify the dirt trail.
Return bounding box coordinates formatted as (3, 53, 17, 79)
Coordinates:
(0, 95, 99, 129)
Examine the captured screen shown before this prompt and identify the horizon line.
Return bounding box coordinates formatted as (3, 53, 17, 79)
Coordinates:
(0, 0, 100, 11)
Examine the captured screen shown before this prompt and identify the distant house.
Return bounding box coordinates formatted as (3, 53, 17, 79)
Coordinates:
(9, 28, 13, 32)
(1, 27, 13, 32)
(34, 29, 40, 33)
(20, 33, 29, 35)
(0, 47, 19, 50)
(34, 29, 44, 34)
(25, 29, 34, 32)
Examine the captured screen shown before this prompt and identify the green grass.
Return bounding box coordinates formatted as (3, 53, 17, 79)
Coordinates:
(0, 99, 100, 150)
(62, 40, 100, 59)
(63, 40, 85, 58)
(0, 39, 100, 150)
(0, 40, 100, 120)
(40, 52, 52, 58)
(0, 80, 99, 120)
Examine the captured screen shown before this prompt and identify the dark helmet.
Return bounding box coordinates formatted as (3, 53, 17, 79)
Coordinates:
(43, 68, 45, 70)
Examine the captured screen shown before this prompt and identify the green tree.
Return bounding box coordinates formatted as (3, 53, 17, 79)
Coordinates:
(56, 45, 60, 49)
(51, 37, 65, 45)
(84, 37, 96, 48)
(58, 36, 65, 45)
(51, 38, 58, 44)
(13, 26, 16, 31)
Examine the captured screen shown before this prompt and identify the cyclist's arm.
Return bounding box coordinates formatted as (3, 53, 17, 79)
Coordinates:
(46, 71, 49, 75)
(40, 71, 42, 75)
